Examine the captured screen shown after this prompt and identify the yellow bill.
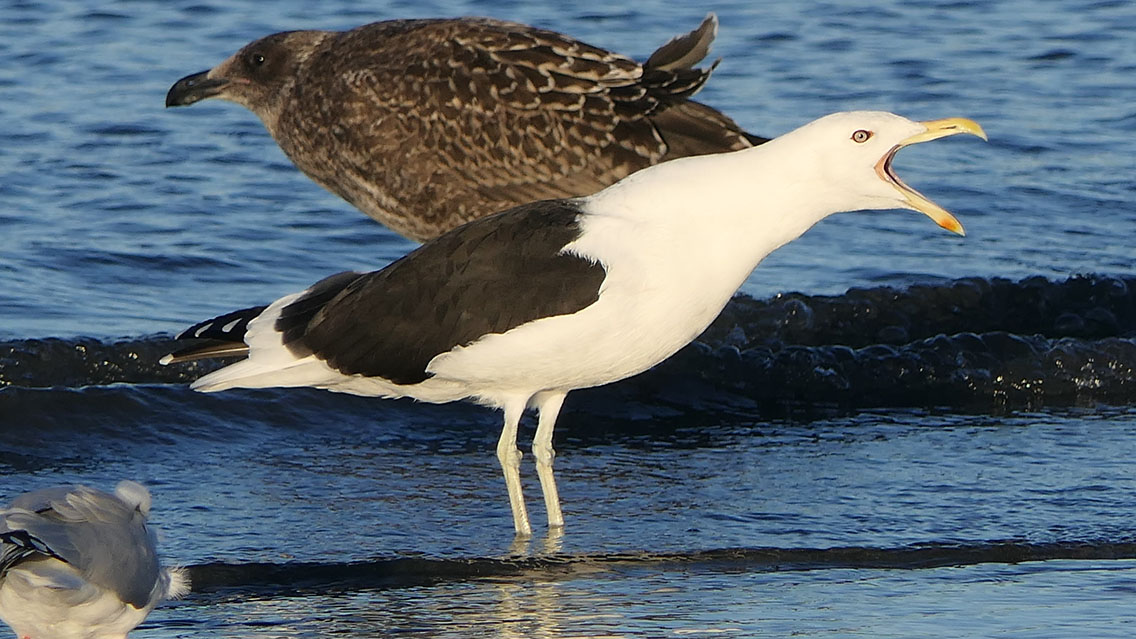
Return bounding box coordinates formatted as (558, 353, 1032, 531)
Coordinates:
(875, 117, 988, 236)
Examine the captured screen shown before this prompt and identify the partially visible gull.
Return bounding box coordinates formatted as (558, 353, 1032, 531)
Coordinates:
(162, 111, 986, 536)
(0, 481, 188, 639)
(165, 14, 765, 240)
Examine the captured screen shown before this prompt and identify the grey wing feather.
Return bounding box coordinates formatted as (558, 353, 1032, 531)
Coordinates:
(0, 529, 62, 576)
(3, 485, 86, 567)
(0, 485, 160, 608)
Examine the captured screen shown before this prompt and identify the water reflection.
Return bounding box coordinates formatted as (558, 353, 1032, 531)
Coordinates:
(507, 526, 566, 558)
(149, 558, 1136, 637)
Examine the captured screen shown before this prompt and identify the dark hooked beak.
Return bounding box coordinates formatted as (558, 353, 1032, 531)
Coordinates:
(166, 70, 229, 107)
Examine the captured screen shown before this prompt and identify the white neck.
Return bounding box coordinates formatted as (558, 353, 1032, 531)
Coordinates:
(546, 137, 856, 388)
(583, 133, 851, 285)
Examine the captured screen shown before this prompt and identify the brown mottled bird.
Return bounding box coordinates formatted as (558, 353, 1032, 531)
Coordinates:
(166, 14, 766, 241)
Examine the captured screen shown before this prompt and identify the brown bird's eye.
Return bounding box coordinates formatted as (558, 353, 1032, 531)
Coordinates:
(851, 129, 872, 143)
(250, 53, 266, 67)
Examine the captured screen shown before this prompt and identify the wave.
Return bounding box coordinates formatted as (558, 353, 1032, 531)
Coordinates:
(185, 539, 1136, 596)
(0, 335, 200, 388)
(2, 275, 1134, 410)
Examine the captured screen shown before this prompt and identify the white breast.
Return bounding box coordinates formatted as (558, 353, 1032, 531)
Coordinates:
(424, 207, 757, 397)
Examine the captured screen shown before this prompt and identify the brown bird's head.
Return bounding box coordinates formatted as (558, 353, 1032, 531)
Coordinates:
(166, 31, 331, 128)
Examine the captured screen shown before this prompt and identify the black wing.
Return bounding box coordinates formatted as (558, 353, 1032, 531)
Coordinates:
(162, 305, 268, 364)
(278, 200, 608, 385)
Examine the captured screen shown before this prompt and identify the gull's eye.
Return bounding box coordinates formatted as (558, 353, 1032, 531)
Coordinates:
(851, 129, 873, 143)
(248, 52, 266, 67)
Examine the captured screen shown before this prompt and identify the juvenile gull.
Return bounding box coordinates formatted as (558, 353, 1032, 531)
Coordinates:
(165, 14, 766, 240)
(162, 111, 986, 536)
(0, 481, 188, 639)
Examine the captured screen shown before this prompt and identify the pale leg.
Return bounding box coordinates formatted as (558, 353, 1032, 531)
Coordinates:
(532, 391, 567, 528)
(497, 399, 531, 536)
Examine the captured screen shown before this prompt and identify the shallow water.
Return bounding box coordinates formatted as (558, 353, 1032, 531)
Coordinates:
(2, 0, 1136, 636)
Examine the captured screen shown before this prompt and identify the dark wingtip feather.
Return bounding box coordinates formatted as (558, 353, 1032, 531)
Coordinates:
(174, 305, 268, 341)
(645, 13, 718, 72)
(160, 341, 251, 366)
(163, 304, 267, 365)
(742, 131, 771, 146)
(1, 530, 62, 575)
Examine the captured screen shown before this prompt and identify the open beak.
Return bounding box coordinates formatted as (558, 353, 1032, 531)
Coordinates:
(166, 70, 229, 107)
(875, 117, 987, 236)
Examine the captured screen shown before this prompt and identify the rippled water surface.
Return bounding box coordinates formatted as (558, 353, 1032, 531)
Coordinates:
(2, 0, 1135, 636)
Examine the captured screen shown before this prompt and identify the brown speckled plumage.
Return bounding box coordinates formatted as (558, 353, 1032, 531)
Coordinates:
(167, 15, 765, 241)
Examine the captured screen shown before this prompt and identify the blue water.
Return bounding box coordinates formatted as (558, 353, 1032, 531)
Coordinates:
(2, 0, 1136, 636)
